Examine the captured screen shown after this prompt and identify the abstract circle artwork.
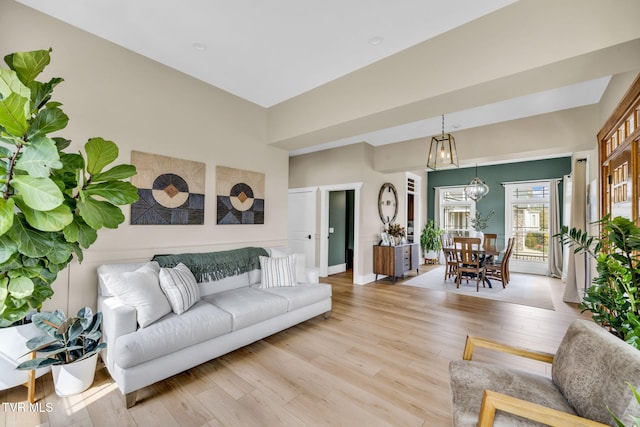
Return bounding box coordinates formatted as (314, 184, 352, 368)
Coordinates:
(130, 151, 206, 225)
(216, 166, 264, 224)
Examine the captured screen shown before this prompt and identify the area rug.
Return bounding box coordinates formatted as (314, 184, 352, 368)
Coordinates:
(402, 266, 555, 311)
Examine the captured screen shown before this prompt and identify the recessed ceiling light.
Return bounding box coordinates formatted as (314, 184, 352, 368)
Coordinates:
(192, 42, 207, 52)
(368, 36, 384, 46)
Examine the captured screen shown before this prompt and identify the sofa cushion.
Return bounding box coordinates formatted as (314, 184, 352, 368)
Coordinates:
(449, 360, 576, 426)
(199, 272, 250, 297)
(203, 287, 289, 330)
(101, 264, 171, 328)
(257, 283, 332, 311)
(159, 263, 200, 314)
(113, 300, 232, 368)
(552, 319, 640, 424)
(259, 255, 296, 288)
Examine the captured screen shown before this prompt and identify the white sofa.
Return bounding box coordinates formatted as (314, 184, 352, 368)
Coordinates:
(97, 247, 331, 408)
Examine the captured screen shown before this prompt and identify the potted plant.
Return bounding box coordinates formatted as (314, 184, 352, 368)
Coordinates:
(420, 219, 442, 262)
(0, 48, 138, 328)
(558, 215, 640, 349)
(16, 307, 105, 396)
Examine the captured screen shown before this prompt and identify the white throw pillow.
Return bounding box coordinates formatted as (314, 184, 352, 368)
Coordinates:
(270, 248, 306, 283)
(159, 263, 200, 314)
(102, 264, 171, 328)
(259, 255, 296, 288)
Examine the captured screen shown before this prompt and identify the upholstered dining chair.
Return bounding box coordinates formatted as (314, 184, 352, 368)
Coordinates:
(485, 237, 515, 288)
(453, 237, 486, 291)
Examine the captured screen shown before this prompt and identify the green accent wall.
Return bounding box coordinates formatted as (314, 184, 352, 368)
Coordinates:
(427, 157, 572, 238)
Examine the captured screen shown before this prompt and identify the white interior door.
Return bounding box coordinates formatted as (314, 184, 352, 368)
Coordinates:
(288, 188, 317, 267)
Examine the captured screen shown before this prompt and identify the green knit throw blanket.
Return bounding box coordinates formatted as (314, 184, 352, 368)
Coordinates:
(152, 247, 268, 283)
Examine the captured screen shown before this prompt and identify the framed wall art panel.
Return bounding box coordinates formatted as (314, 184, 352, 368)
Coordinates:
(130, 151, 206, 225)
(216, 166, 265, 225)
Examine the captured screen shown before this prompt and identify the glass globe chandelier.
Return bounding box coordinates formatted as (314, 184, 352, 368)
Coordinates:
(464, 164, 489, 201)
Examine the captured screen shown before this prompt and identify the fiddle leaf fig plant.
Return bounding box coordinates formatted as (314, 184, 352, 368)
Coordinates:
(0, 48, 138, 327)
(558, 215, 640, 349)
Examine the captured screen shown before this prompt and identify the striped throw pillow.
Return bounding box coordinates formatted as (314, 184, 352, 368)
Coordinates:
(159, 263, 200, 314)
(259, 255, 297, 288)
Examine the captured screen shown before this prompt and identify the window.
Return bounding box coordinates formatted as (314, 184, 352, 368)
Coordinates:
(504, 181, 550, 273)
(436, 186, 475, 236)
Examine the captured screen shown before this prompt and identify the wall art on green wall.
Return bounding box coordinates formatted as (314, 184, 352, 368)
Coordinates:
(216, 166, 265, 225)
(130, 151, 206, 225)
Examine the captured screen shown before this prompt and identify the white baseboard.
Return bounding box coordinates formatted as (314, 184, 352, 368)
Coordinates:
(328, 263, 347, 275)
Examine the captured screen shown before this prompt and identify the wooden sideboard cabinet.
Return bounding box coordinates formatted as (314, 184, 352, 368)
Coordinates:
(373, 243, 420, 283)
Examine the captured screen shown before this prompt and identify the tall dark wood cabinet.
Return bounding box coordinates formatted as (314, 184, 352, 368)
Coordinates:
(373, 243, 419, 283)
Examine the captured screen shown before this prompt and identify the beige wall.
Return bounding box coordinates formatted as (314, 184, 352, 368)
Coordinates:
(1, 1, 289, 313)
(290, 143, 410, 284)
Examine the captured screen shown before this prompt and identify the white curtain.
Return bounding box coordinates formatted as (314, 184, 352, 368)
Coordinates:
(563, 159, 587, 303)
(548, 179, 563, 278)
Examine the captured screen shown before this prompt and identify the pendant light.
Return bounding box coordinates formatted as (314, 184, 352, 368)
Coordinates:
(426, 115, 458, 170)
(465, 164, 489, 201)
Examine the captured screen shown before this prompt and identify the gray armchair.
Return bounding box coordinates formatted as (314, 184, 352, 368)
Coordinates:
(449, 319, 640, 426)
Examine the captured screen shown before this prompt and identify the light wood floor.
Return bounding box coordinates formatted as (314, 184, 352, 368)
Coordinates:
(1, 266, 587, 427)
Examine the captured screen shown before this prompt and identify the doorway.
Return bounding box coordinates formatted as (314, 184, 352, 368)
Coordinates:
(328, 190, 355, 274)
(319, 182, 363, 284)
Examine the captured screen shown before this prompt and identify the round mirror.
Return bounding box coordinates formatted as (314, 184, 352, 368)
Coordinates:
(378, 183, 398, 224)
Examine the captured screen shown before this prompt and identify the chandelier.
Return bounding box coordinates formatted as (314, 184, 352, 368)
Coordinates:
(465, 164, 489, 201)
(426, 115, 458, 170)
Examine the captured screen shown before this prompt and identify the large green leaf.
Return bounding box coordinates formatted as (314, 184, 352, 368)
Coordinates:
(91, 164, 137, 182)
(4, 49, 51, 85)
(0, 278, 7, 306)
(85, 138, 118, 175)
(0, 93, 29, 136)
(0, 235, 18, 263)
(26, 106, 68, 140)
(8, 276, 34, 299)
(11, 175, 63, 210)
(0, 146, 14, 158)
(77, 198, 124, 229)
(0, 198, 15, 237)
(16, 199, 73, 232)
(84, 181, 139, 205)
(30, 77, 63, 111)
(63, 218, 97, 249)
(8, 216, 57, 258)
(0, 68, 30, 99)
(14, 136, 62, 177)
(47, 239, 73, 264)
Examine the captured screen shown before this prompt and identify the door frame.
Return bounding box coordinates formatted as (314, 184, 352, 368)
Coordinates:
(319, 182, 363, 284)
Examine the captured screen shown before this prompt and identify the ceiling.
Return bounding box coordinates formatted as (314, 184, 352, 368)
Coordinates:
(14, 0, 624, 156)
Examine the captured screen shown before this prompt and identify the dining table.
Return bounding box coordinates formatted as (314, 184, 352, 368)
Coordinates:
(443, 242, 505, 288)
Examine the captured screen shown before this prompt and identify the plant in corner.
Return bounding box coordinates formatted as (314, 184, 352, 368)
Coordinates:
(15, 307, 105, 396)
(16, 307, 105, 368)
(420, 219, 442, 260)
(0, 48, 138, 327)
(558, 215, 640, 349)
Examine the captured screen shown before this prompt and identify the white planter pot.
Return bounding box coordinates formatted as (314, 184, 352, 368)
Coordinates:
(424, 250, 438, 259)
(0, 322, 51, 391)
(51, 353, 98, 397)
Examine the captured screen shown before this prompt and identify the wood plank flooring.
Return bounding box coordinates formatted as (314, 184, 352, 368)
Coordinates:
(1, 266, 587, 427)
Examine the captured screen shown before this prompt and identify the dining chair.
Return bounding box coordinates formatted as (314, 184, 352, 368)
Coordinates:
(441, 234, 457, 281)
(453, 237, 486, 291)
(485, 237, 515, 288)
